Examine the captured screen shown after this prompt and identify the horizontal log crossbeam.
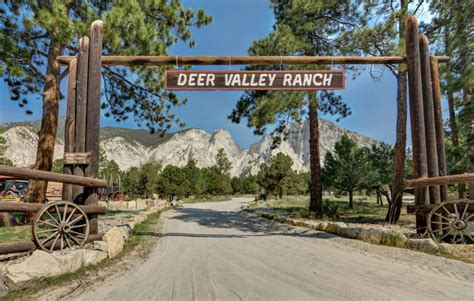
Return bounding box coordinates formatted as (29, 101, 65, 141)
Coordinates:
(0, 234, 103, 255)
(0, 165, 108, 188)
(405, 173, 474, 188)
(0, 202, 106, 215)
(57, 55, 450, 66)
(406, 202, 474, 214)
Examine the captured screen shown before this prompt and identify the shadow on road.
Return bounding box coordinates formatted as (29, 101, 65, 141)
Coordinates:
(134, 206, 336, 240)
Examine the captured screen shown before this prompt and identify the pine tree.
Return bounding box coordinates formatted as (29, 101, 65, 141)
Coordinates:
(257, 153, 294, 199)
(215, 148, 232, 176)
(365, 143, 396, 208)
(229, 1, 364, 217)
(425, 0, 473, 199)
(322, 135, 370, 209)
(1, 1, 212, 202)
(345, 0, 425, 222)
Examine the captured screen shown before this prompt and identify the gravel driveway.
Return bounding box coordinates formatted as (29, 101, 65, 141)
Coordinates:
(76, 197, 474, 301)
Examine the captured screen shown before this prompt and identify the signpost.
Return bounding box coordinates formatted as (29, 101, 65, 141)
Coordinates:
(64, 152, 92, 165)
(165, 70, 344, 91)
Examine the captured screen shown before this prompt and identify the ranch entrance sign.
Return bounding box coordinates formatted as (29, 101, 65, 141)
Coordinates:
(165, 70, 344, 90)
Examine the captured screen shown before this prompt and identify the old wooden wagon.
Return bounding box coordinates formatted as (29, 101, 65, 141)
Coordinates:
(406, 175, 474, 244)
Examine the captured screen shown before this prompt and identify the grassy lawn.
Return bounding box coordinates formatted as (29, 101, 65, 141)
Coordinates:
(253, 195, 416, 230)
(0, 225, 31, 243)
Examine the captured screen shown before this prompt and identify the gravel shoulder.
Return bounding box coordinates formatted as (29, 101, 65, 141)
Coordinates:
(47, 197, 474, 300)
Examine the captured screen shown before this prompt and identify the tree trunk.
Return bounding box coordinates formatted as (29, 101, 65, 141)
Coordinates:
(388, 70, 408, 223)
(458, 22, 474, 199)
(308, 92, 323, 217)
(27, 42, 62, 203)
(349, 189, 353, 209)
(387, 1, 408, 223)
(445, 24, 465, 198)
(468, 87, 474, 199)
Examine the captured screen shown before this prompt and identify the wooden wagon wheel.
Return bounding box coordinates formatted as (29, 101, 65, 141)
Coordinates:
(32, 201, 90, 252)
(427, 200, 474, 244)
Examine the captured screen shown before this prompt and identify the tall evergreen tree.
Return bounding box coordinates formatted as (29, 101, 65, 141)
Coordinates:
(322, 135, 370, 209)
(365, 143, 395, 208)
(425, 0, 473, 199)
(230, 1, 363, 217)
(0, 1, 212, 202)
(345, 0, 411, 222)
(215, 148, 232, 176)
(257, 153, 295, 199)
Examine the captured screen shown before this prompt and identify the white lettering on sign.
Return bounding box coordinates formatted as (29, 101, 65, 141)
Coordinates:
(323, 74, 332, 86)
(166, 71, 344, 90)
(282, 73, 333, 87)
(314, 74, 323, 86)
(177, 73, 187, 86)
(283, 74, 292, 86)
(207, 74, 215, 86)
(268, 74, 276, 86)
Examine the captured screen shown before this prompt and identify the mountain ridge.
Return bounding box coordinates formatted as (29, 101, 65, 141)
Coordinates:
(1, 118, 377, 176)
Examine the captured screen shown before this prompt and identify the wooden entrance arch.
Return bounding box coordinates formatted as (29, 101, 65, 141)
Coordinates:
(0, 15, 473, 255)
(54, 16, 471, 236)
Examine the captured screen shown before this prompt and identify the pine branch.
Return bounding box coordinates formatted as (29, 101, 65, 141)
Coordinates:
(413, 0, 424, 16)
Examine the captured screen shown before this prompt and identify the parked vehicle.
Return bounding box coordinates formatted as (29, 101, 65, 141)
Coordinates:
(98, 182, 123, 202)
(0, 176, 28, 200)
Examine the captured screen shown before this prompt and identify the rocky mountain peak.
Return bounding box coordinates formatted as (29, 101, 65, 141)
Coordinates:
(1, 118, 377, 176)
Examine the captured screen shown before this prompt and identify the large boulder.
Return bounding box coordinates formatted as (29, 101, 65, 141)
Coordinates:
(359, 228, 390, 244)
(316, 221, 329, 231)
(6, 250, 62, 284)
(115, 201, 129, 210)
(80, 249, 108, 266)
(52, 249, 108, 274)
(382, 230, 408, 247)
(6, 248, 108, 284)
(339, 226, 364, 239)
(127, 200, 137, 210)
(103, 227, 127, 258)
(93, 240, 108, 253)
(52, 250, 83, 273)
(136, 199, 148, 210)
(325, 222, 346, 234)
(407, 238, 439, 254)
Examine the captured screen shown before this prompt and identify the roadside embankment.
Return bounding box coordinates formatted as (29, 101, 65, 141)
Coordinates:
(0, 199, 169, 295)
(243, 204, 474, 263)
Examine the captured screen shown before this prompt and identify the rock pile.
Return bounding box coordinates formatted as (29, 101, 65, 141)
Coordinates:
(247, 208, 444, 255)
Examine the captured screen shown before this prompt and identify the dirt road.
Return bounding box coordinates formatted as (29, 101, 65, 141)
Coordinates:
(76, 197, 474, 300)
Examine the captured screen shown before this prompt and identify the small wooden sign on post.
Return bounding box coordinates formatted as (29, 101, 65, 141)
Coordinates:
(165, 70, 345, 91)
(63, 152, 91, 165)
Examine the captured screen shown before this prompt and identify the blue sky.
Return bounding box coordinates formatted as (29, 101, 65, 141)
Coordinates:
(0, 0, 442, 149)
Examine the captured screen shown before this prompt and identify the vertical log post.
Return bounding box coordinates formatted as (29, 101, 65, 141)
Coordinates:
(406, 16, 429, 233)
(84, 21, 104, 235)
(388, 69, 407, 223)
(62, 58, 77, 202)
(72, 37, 89, 202)
(419, 34, 441, 204)
(430, 56, 448, 201)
